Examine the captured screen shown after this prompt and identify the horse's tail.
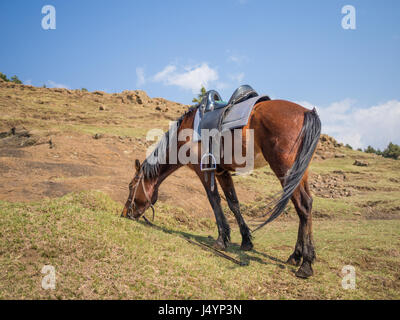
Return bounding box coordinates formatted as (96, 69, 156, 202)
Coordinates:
(252, 108, 321, 232)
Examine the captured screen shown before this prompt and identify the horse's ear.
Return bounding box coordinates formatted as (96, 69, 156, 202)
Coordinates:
(135, 159, 141, 172)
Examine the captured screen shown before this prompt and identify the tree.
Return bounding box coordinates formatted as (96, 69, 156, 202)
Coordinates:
(364, 145, 376, 154)
(0, 72, 9, 82)
(345, 144, 353, 150)
(81, 88, 88, 92)
(10, 75, 22, 84)
(382, 142, 400, 160)
(192, 86, 207, 105)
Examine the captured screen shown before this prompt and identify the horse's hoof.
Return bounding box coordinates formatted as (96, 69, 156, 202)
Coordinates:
(213, 239, 227, 251)
(295, 263, 313, 279)
(240, 241, 253, 251)
(287, 254, 301, 266)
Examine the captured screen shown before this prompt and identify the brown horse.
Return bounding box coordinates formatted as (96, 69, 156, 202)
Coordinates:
(122, 99, 321, 278)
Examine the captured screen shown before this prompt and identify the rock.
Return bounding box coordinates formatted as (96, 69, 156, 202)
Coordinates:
(155, 106, 162, 111)
(99, 105, 106, 111)
(335, 153, 345, 158)
(93, 133, 103, 140)
(353, 160, 368, 167)
(93, 91, 105, 96)
(122, 90, 149, 105)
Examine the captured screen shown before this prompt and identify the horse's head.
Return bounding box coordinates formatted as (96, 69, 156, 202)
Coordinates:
(121, 159, 158, 220)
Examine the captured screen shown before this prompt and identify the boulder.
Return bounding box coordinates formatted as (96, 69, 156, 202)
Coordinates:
(335, 153, 346, 158)
(353, 160, 368, 167)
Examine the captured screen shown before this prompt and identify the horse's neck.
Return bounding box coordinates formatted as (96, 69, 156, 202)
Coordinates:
(155, 108, 196, 187)
(154, 163, 182, 188)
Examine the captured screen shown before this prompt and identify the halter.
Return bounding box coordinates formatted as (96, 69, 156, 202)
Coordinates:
(127, 170, 155, 221)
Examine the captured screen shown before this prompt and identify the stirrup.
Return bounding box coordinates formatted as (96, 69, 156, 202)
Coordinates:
(200, 153, 217, 171)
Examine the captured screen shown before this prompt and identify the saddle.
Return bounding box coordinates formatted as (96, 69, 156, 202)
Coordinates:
(199, 85, 258, 131)
(194, 85, 270, 190)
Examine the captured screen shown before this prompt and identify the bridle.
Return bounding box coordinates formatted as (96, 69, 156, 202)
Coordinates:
(127, 170, 155, 221)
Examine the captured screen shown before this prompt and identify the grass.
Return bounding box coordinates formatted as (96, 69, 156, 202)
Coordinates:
(1, 191, 399, 300)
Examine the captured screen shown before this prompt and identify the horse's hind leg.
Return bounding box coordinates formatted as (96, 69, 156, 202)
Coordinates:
(264, 149, 315, 278)
(289, 174, 316, 278)
(217, 170, 253, 251)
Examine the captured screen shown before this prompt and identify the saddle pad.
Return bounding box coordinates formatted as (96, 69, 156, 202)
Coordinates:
(192, 95, 269, 142)
(221, 95, 269, 131)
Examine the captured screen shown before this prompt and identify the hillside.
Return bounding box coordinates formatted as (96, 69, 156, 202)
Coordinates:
(0, 80, 399, 299)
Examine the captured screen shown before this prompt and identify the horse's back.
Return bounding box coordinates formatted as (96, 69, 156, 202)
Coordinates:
(250, 99, 309, 134)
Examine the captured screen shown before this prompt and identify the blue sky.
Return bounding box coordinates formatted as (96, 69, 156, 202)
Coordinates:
(0, 0, 399, 149)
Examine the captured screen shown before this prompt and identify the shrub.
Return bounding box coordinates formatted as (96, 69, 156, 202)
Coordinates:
(364, 145, 376, 154)
(10, 75, 22, 84)
(0, 72, 9, 82)
(382, 142, 400, 160)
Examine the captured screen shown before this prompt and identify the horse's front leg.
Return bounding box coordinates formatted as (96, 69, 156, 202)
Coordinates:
(216, 170, 253, 251)
(194, 168, 231, 250)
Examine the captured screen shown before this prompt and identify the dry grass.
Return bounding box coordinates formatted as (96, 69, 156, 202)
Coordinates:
(0, 191, 399, 300)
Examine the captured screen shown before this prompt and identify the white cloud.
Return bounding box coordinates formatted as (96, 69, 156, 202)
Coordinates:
(153, 65, 177, 82)
(152, 63, 219, 93)
(297, 99, 400, 150)
(229, 72, 245, 83)
(215, 82, 230, 90)
(46, 80, 69, 89)
(136, 67, 146, 86)
(227, 54, 249, 65)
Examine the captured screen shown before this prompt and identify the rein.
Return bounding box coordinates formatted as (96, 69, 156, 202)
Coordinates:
(127, 171, 155, 221)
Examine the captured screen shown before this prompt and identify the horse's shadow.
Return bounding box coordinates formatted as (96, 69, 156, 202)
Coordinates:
(137, 219, 289, 271)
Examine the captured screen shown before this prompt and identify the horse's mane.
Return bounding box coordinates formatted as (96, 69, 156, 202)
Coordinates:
(141, 105, 198, 179)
